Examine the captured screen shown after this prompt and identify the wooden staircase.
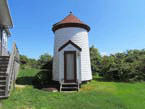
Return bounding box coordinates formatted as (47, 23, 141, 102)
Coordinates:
(0, 42, 19, 98)
(60, 82, 80, 92)
(0, 56, 9, 98)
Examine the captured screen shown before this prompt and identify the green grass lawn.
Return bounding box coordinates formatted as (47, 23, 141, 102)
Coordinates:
(17, 68, 40, 77)
(1, 68, 145, 109)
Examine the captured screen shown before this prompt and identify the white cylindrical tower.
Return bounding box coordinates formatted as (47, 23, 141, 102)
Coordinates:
(52, 12, 92, 83)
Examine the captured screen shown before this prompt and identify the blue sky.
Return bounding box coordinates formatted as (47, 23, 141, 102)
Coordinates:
(8, 0, 145, 59)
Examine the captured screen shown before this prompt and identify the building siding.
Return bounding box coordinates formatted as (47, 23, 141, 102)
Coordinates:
(53, 27, 92, 82)
(0, 29, 9, 56)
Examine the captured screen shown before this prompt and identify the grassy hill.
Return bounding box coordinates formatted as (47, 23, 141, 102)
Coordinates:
(1, 68, 145, 109)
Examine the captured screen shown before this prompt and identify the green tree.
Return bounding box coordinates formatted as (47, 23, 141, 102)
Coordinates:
(90, 45, 102, 75)
(28, 58, 37, 68)
(20, 55, 28, 64)
(37, 53, 52, 67)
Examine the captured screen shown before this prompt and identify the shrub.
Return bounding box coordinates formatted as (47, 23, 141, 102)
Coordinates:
(32, 71, 52, 89)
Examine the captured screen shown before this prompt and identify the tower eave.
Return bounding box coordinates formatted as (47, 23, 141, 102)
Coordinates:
(52, 23, 90, 33)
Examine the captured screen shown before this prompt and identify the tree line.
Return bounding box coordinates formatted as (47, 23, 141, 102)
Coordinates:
(20, 53, 52, 69)
(90, 45, 145, 82)
(20, 46, 145, 82)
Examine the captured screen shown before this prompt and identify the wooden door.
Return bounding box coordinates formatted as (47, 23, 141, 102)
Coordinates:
(64, 51, 76, 83)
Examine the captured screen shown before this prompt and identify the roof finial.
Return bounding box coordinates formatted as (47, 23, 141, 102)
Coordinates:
(70, 11, 72, 14)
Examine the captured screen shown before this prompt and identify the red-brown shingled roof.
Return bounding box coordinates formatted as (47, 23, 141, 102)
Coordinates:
(52, 12, 90, 32)
(56, 12, 84, 24)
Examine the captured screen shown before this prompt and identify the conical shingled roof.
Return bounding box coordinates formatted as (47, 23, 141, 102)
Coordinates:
(52, 12, 90, 32)
(55, 12, 84, 24)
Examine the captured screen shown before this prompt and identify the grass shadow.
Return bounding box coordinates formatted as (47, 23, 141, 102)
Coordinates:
(93, 77, 107, 82)
(93, 74, 135, 83)
(16, 69, 59, 90)
(92, 73, 121, 82)
(92, 73, 108, 82)
(16, 76, 34, 85)
(32, 70, 59, 90)
(93, 77, 123, 82)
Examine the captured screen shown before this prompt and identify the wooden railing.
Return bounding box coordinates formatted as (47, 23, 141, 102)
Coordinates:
(5, 42, 20, 96)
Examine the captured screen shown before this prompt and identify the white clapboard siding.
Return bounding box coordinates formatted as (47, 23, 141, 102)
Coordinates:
(53, 27, 92, 82)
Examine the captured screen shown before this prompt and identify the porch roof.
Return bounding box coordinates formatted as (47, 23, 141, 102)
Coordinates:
(58, 40, 82, 52)
(0, 0, 13, 28)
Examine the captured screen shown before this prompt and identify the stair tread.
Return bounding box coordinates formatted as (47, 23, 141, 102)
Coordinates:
(62, 87, 78, 89)
(0, 71, 6, 73)
(0, 74, 7, 76)
(0, 60, 9, 61)
(0, 72, 6, 74)
(0, 80, 6, 82)
(0, 89, 5, 91)
(0, 85, 6, 87)
(0, 72, 7, 73)
(0, 95, 6, 97)
(0, 96, 7, 98)
(0, 70, 7, 72)
(62, 83, 78, 85)
(0, 56, 10, 57)
(0, 75, 6, 77)
(0, 58, 9, 59)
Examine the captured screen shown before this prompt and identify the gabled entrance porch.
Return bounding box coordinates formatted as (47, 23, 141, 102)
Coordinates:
(58, 40, 82, 91)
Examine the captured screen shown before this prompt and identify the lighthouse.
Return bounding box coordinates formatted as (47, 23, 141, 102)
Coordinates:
(52, 12, 92, 84)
